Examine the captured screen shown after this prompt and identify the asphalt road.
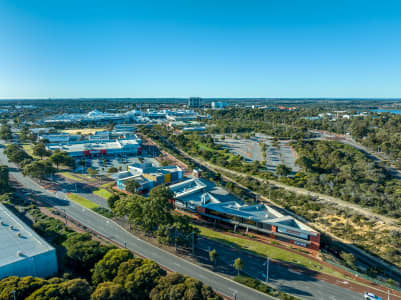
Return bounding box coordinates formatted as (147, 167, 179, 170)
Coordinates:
(0, 144, 272, 300)
(0, 142, 366, 300)
(195, 237, 362, 300)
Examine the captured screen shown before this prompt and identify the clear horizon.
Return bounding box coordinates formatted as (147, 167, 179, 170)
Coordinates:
(1, 1, 401, 98)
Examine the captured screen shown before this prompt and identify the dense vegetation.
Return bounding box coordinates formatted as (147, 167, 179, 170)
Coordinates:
(293, 140, 401, 217)
(0, 202, 221, 300)
(113, 185, 198, 247)
(207, 108, 315, 139)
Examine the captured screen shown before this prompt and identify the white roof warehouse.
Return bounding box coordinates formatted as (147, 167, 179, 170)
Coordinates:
(46, 138, 142, 157)
(0, 204, 58, 279)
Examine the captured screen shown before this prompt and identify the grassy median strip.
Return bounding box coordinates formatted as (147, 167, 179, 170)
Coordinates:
(196, 225, 347, 280)
(234, 275, 301, 300)
(66, 193, 99, 209)
(93, 188, 114, 200)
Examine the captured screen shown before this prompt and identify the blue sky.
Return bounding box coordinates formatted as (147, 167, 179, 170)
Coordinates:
(1, 0, 401, 98)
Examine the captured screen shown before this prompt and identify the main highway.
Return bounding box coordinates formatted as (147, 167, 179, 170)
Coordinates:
(0, 143, 364, 300)
(0, 144, 272, 300)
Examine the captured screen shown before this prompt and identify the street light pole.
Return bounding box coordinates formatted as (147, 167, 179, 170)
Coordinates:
(12, 290, 16, 300)
(266, 257, 270, 282)
(232, 291, 237, 300)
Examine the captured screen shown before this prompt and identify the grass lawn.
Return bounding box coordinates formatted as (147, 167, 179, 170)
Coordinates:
(59, 171, 97, 182)
(93, 188, 114, 200)
(100, 182, 114, 188)
(22, 144, 40, 159)
(66, 193, 99, 209)
(196, 225, 347, 280)
(59, 172, 81, 181)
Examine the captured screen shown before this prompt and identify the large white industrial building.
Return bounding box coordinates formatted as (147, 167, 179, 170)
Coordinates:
(46, 138, 142, 157)
(0, 204, 58, 279)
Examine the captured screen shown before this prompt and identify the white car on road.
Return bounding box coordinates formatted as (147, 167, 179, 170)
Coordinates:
(364, 292, 382, 300)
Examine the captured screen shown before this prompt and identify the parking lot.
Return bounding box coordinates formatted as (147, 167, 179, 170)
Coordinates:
(75, 155, 160, 176)
(214, 133, 299, 173)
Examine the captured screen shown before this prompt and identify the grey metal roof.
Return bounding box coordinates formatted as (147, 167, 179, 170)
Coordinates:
(0, 204, 55, 267)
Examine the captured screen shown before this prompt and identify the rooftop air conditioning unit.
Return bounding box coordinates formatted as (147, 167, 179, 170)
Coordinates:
(17, 250, 23, 257)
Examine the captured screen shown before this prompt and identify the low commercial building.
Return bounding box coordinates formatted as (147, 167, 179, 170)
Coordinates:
(113, 163, 183, 194)
(169, 178, 320, 250)
(0, 204, 58, 279)
(46, 138, 142, 157)
(39, 133, 81, 143)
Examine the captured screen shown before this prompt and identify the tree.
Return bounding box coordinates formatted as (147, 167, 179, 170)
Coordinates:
(113, 258, 145, 285)
(33, 142, 49, 159)
(90, 282, 127, 300)
(62, 233, 112, 276)
(88, 168, 98, 177)
(107, 167, 118, 174)
(107, 194, 120, 209)
(115, 260, 166, 299)
(125, 179, 140, 194)
(276, 164, 291, 177)
(4, 144, 31, 165)
(112, 194, 144, 228)
(150, 273, 221, 300)
(50, 151, 75, 169)
(91, 249, 134, 285)
(0, 276, 48, 300)
(340, 251, 357, 270)
(26, 278, 91, 300)
(0, 165, 10, 194)
(233, 258, 243, 276)
(113, 185, 174, 233)
(141, 185, 174, 231)
(23, 160, 55, 180)
(209, 249, 218, 269)
(0, 123, 12, 141)
(295, 156, 314, 172)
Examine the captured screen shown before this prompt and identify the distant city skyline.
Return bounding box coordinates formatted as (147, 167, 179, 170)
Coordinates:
(1, 0, 401, 98)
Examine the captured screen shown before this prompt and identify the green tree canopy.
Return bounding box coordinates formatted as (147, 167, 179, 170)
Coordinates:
(125, 179, 140, 194)
(33, 142, 50, 159)
(0, 276, 48, 300)
(26, 278, 91, 300)
(91, 249, 134, 285)
(22, 160, 55, 180)
(63, 233, 113, 276)
(150, 273, 221, 300)
(50, 151, 75, 169)
(90, 282, 127, 300)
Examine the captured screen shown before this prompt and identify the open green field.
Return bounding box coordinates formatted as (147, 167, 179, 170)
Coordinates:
(22, 144, 40, 159)
(93, 188, 114, 200)
(196, 225, 347, 280)
(66, 193, 99, 209)
(59, 171, 97, 182)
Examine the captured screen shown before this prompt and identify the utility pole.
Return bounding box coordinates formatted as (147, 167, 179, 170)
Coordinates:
(62, 208, 67, 225)
(266, 257, 270, 282)
(192, 232, 195, 256)
(388, 289, 390, 300)
(174, 228, 177, 251)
